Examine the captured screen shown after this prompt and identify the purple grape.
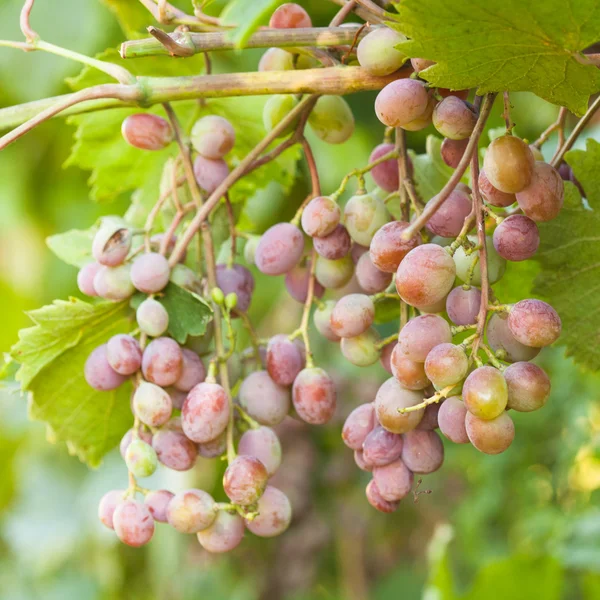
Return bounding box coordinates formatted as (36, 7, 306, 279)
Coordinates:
(301, 196, 341, 237)
(223, 455, 269, 505)
(437, 396, 469, 443)
(238, 426, 282, 476)
(372, 459, 414, 502)
(313, 224, 352, 260)
(133, 381, 173, 427)
(136, 297, 169, 337)
(426, 188, 472, 238)
(152, 426, 198, 471)
(292, 367, 336, 425)
(130, 252, 170, 294)
(255, 223, 305, 276)
(411, 58, 435, 72)
(342, 403, 376, 450)
(167, 489, 217, 533)
(84, 344, 126, 391)
(144, 489, 174, 523)
(122, 113, 173, 151)
(215, 264, 255, 313)
(106, 334, 142, 376)
(401, 430, 444, 473)
(98, 489, 126, 529)
(174, 349, 206, 392)
(440, 138, 468, 169)
(416, 402, 440, 431)
(113, 499, 155, 547)
(191, 115, 235, 159)
(182, 382, 230, 443)
(375, 377, 424, 434)
(397, 314, 452, 362)
(446, 286, 481, 326)
(365, 479, 399, 513)
(355, 252, 392, 294)
(284, 262, 325, 303)
(245, 485, 292, 537)
(197, 510, 245, 553)
(193, 155, 230, 194)
(77, 262, 101, 296)
(369, 143, 407, 192)
(93, 264, 134, 300)
(266, 334, 304, 387)
(142, 337, 183, 387)
(362, 426, 403, 466)
(493, 215, 539, 261)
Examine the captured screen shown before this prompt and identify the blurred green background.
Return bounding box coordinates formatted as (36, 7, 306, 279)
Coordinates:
(1, 1, 600, 599)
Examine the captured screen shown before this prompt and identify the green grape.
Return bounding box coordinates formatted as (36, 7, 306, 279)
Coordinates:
(315, 254, 354, 289)
(356, 27, 407, 76)
(308, 96, 355, 144)
(343, 192, 390, 247)
(263, 95, 299, 136)
(462, 366, 508, 420)
(125, 438, 158, 478)
(340, 328, 381, 367)
(453, 235, 506, 285)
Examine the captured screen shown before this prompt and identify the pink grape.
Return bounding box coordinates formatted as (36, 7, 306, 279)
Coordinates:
(245, 485, 292, 537)
(152, 426, 198, 471)
(255, 223, 305, 275)
(197, 510, 245, 553)
(130, 252, 170, 294)
(372, 459, 414, 502)
(438, 396, 469, 443)
(462, 366, 508, 420)
(354, 449, 373, 472)
(223, 455, 269, 505)
(313, 224, 351, 260)
(77, 262, 101, 296)
(313, 300, 341, 342)
(330, 294, 375, 338)
(84, 344, 126, 391)
(397, 314, 452, 362)
(446, 286, 481, 326)
(98, 489, 125, 529)
(193, 155, 230, 194)
(113, 500, 155, 547)
(410, 57, 435, 72)
(370, 220, 420, 273)
(142, 337, 183, 387)
(355, 252, 392, 293)
(487, 312, 540, 362)
(365, 479, 399, 513)
(478, 169, 516, 207)
(301, 196, 341, 237)
(432, 96, 477, 140)
(191, 115, 235, 159)
(401, 429, 444, 474)
(375, 377, 424, 433)
(504, 362, 551, 412)
(342, 403, 376, 450)
(508, 299, 561, 347)
(493, 215, 539, 261)
(515, 162, 564, 222)
(390, 344, 430, 390)
(426, 188, 472, 238)
(121, 113, 173, 150)
(182, 382, 230, 443)
(106, 334, 142, 376)
(215, 264, 255, 313)
(416, 402, 440, 431)
(370, 143, 407, 192)
(136, 297, 169, 337)
(198, 432, 227, 458)
(441, 138, 468, 169)
(284, 261, 325, 303)
(239, 370, 290, 426)
(424, 343, 469, 388)
(351, 243, 369, 263)
(266, 334, 304, 386)
(465, 411, 515, 455)
(362, 426, 403, 466)
(174, 349, 206, 392)
(167, 489, 217, 533)
(292, 367, 337, 425)
(133, 381, 172, 427)
(144, 489, 174, 523)
(93, 264, 134, 300)
(92, 224, 131, 267)
(402, 94, 435, 131)
(269, 3, 312, 28)
(238, 426, 282, 476)
(375, 79, 430, 127)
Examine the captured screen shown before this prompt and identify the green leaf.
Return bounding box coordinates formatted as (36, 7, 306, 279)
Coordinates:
(392, 0, 600, 115)
(373, 296, 400, 325)
(46, 227, 96, 268)
(99, 0, 151, 39)
(409, 135, 455, 202)
(221, 0, 283, 48)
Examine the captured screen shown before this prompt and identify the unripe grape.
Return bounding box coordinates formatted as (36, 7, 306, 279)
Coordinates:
(365, 479, 399, 513)
(193, 155, 230, 194)
(369, 142, 413, 192)
(182, 382, 230, 443)
(314, 254, 354, 289)
(284, 261, 325, 303)
(515, 162, 564, 222)
(424, 343, 468, 389)
(245, 485, 292, 537)
(239, 371, 290, 426)
(144, 489, 174, 523)
(342, 403, 376, 450)
(301, 196, 341, 237)
(375, 377, 424, 433)
(215, 263, 255, 312)
(341, 328, 381, 367)
(170, 264, 200, 290)
(390, 344, 430, 390)
(463, 366, 508, 419)
(119, 428, 153, 459)
(357, 27, 407, 76)
(493, 215, 539, 261)
(410, 58, 435, 72)
(152, 426, 197, 471)
(94, 264, 135, 300)
(167, 489, 217, 533)
(370, 220, 420, 273)
(446, 286, 481, 326)
(77, 262, 101, 297)
(355, 252, 392, 294)
(401, 429, 444, 474)
(133, 381, 173, 427)
(397, 314, 452, 362)
(136, 297, 169, 337)
(197, 510, 245, 553)
(243, 235, 261, 265)
(263, 95, 300, 136)
(375, 79, 430, 127)
(508, 299, 561, 347)
(269, 3, 312, 28)
(308, 96, 355, 144)
(92, 224, 132, 267)
(433, 96, 477, 140)
(84, 344, 126, 391)
(121, 113, 173, 151)
(113, 500, 155, 547)
(372, 459, 414, 502)
(313, 224, 352, 260)
(238, 426, 282, 476)
(486, 312, 540, 362)
(223, 455, 268, 505)
(483, 135, 535, 193)
(131, 252, 170, 294)
(465, 411, 515, 454)
(344, 192, 390, 247)
(441, 138, 469, 169)
(504, 362, 551, 412)
(255, 223, 304, 276)
(125, 438, 157, 478)
(426, 188, 472, 238)
(362, 426, 403, 466)
(258, 47, 295, 72)
(142, 337, 183, 387)
(191, 115, 235, 159)
(313, 300, 341, 341)
(106, 334, 142, 376)
(330, 294, 374, 338)
(292, 367, 336, 425)
(478, 169, 516, 207)
(437, 396, 469, 443)
(174, 349, 205, 392)
(453, 235, 506, 286)
(98, 489, 125, 529)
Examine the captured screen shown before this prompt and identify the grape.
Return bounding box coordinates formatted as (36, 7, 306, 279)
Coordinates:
(136, 299, 169, 338)
(354, 449, 373, 472)
(426, 188, 472, 238)
(152, 427, 198, 471)
(284, 261, 325, 303)
(375, 377, 424, 433)
(133, 381, 173, 427)
(446, 286, 481, 326)
(243, 235, 261, 265)
(121, 113, 173, 151)
(198, 432, 227, 458)
(167, 489, 217, 533)
(142, 337, 183, 386)
(341, 328, 381, 367)
(356, 27, 407, 76)
(483, 135, 535, 193)
(390, 344, 430, 390)
(125, 438, 158, 478)
(410, 58, 435, 72)
(238, 426, 282, 476)
(342, 403, 376, 450)
(504, 362, 551, 412)
(170, 264, 200, 290)
(308, 96, 355, 144)
(313, 300, 341, 342)
(375, 79, 430, 127)
(365, 479, 399, 513)
(131, 252, 170, 294)
(301, 196, 340, 238)
(351, 243, 369, 263)
(98, 489, 125, 529)
(478, 169, 516, 207)
(292, 367, 336, 425)
(258, 47, 295, 72)
(266, 335, 304, 386)
(94, 264, 135, 300)
(437, 396, 469, 443)
(362, 426, 403, 466)
(313, 224, 352, 260)
(441, 138, 469, 169)
(223, 455, 268, 505)
(396, 244, 456, 308)
(215, 263, 255, 312)
(355, 252, 392, 293)
(370, 220, 420, 273)
(269, 3, 312, 28)
(330, 294, 374, 338)
(255, 223, 304, 276)
(369, 143, 398, 192)
(432, 96, 477, 140)
(173, 349, 206, 392)
(507, 299, 561, 347)
(77, 262, 101, 297)
(486, 312, 540, 362)
(416, 402, 440, 431)
(397, 314, 452, 362)
(462, 366, 508, 419)
(515, 162, 564, 222)
(401, 430, 444, 474)
(245, 485, 292, 537)
(493, 215, 539, 261)
(193, 155, 230, 194)
(558, 162, 585, 196)
(182, 382, 230, 443)
(197, 510, 245, 553)
(424, 343, 468, 389)
(239, 370, 290, 426)
(92, 225, 131, 268)
(84, 344, 126, 391)
(191, 115, 235, 159)
(144, 490, 174, 523)
(263, 94, 300, 136)
(453, 235, 506, 286)
(113, 500, 155, 547)
(119, 428, 153, 459)
(106, 334, 142, 376)
(314, 254, 354, 289)
(402, 94, 435, 131)
(372, 459, 414, 502)
(465, 411, 515, 454)
(344, 192, 390, 248)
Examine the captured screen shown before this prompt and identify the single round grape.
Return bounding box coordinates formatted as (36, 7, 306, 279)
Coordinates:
(402, 94, 435, 131)
(197, 510, 245, 553)
(263, 94, 300, 136)
(284, 261, 325, 303)
(238, 426, 282, 476)
(131, 252, 170, 294)
(133, 381, 172, 427)
(190, 115, 235, 159)
(426, 189, 472, 238)
(396, 244, 456, 308)
(142, 337, 183, 387)
(198, 432, 227, 458)
(182, 382, 230, 443)
(401, 429, 444, 474)
(397, 314, 452, 362)
(465, 411, 515, 454)
(355, 252, 392, 294)
(493, 215, 539, 261)
(330, 294, 374, 338)
(370, 220, 420, 273)
(453, 235, 506, 286)
(342, 403, 376, 450)
(301, 196, 340, 237)
(410, 57, 435, 72)
(486, 312, 540, 362)
(308, 96, 355, 144)
(313, 300, 341, 342)
(152, 426, 197, 471)
(167, 489, 217, 533)
(314, 254, 354, 289)
(144, 489, 174, 523)
(269, 3, 311, 28)
(341, 328, 381, 367)
(106, 334, 142, 376)
(437, 396, 469, 443)
(558, 162, 585, 196)
(125, 438, 157, 478)
(375, 79, 430, 127)
(483, 135, 535, 193)
(119, 428, 152, 459)
(94, 264, 134, 300)
(504, 361, 550, 412)
(375, 377, 424, 433)
(92, 225, 132, 268)
(255, 222, 304, 276)
(354, 449, 373, 472)
(478, 169, 516, 207)
(292, 367, 336, 425)
(136, 297, 169, 338)
(98, 489, 125, 529)
(245, 485, 292, 537)
(173, 348, 205, 392)
(462, 366, 508, 420)
(508, 299, 561, 347)
(362, 425, 403, 467)
(193, 155, 230, 194)
(215, 263, 255, 312)
(365, 479, 399, 513)
(372, 459, 414, 502)
(84, 344, 126, 391)
(424, 343, 468, 389)
(432, 96, 477, 140)
(344, 192, 390, 247)
(369, 143, 400, 192)
(113, 500, 155, 546)
(390, 344, 430, 390)
(223, 455, 268, 505)
(77, 262, 101, 297)
(446, 286, 481, 326)
(266, 334, 304, 387)
(258, 47, 295, 72)
(357, 27, 407, 76)
(416, 401, 440, 431)
(441, 138, 469, 169)
(122, 113, 173, 151)
(515, 161, 564, 222)
(239, 370, 290, 426)
(313, 224, 352, 260)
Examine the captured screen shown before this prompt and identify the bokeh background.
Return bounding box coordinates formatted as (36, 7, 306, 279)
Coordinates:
(1, 1, 600, 599)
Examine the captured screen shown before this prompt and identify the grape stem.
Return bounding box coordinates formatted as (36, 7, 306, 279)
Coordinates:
(397, 384, 456, 414)
(374, 332, 398, 350)
(233, 404, 261, 430)
(395, 128, 410, 221)
(330, 0, 358, 26)
(329, 0, 387, 22)
(533, 107, 567, 149)
(447, 209, 475, 256)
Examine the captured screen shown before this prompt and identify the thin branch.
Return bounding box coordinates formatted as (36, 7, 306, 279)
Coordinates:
(328, 0, 385, 22)
(20, 0, 38, 43)
(330, 0, 358, 26)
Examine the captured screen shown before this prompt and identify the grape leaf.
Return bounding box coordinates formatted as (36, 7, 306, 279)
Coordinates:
(99, 0, 151, 39)
(409, 135, 454, 202)
(46, 227, 96, 268)
(391, 0, 600, 115)
(221, 0, 284, 48)
(373, 296, 400, 325)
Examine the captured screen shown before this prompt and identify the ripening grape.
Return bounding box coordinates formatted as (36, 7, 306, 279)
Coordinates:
(255, 223, 304, 276)
(301, 196, 341, 237)
(308, 96, 355, 144)
(170, 264, 200, 290)
(152, 426, 198, 471)
(125, 438, 158, 478)
(396, 244, 456, 308)
(266, 334, 304, 386)
(131, 252, 170, 294)
(355, 449, 373, 472)
(191, 115, 235, 159)
(84, 344, 126, 391)
(355, 252, 392, 294)
(258, 47, 295, 72)
(465, 411, 515, 454)
(426, 189, 472, 239)
(92, 225, 131, 267)
(369, 143, 398, 192)
(362, 426, 403, 467)
(193, 155, 230, 194)
(478, 169, 516, 207)
(402, 94, 435, 131)
(106, 334, 142, 376)
(424, 343, 468, 389)
(215, 263, 255, 312)
(558, 162, 585, 196)
(136, 297, 169, 337)
(269, 3, 312, 28)
(182, 382, 230, 443)
(98, 489, 125, 529)
(313, 224, 352, 259)
(330, 294, 375, 338)
(375, 79, 430, 127)
(515, 162, 564, 222)
(341, 328, 381, 367)
(365, 479, 399, 513)
(239, 370, 290, 425)
(483, 135, 535, 193)
(133, 381, 173, 427)
(121, 113, 174, 151)
(197, 510, 245, 553)
(432, 96, 477, 140)
(401, 430, 444, 474)
(504, 362, 551, 412)
(314, 254, 354, 289)
(344, 192, 391, 248)
(113, 500, 155, 547)
(263, 95, 300, 136)
(144, 489, 174, 523)
(507, 299, 561, 347)
(375, 377, 424, 433)
(223, 455, 268, 505)
(313, 300, 341, 342)
(493, 215, 539, 261)
(342, 403, 376, 450)
(410, 58, 435, 72)
(198, 432, 227, 458)
(390, 344, 430, 390)
(440, 138, 469, 169)
(397, 314, 452, 362)
(370, 220, 420, 273)
(437, 396, 469, 443)
(142, 337, 183, 386)
(173, 349, 205, 392)
(292, 367, 336, 425)
(446, 286, 481, 326)
(77, 262, 101, 296)
(351, 243, 369, 264)
(462, 366, 508, 420)
(417, 402, 441, 431)
(486, 312, 540, 362)
(372, 459, 414, 502)
(94, 264, 135, 300)
(453, 236, 506, 286)
(285, 261, 325, 303)
(356, 27, 407, 76)
(167, 489, 217, 533)
(238, 426, 282, 476)
(245, 485, 292, 537)
(119, 428, 152, 459)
